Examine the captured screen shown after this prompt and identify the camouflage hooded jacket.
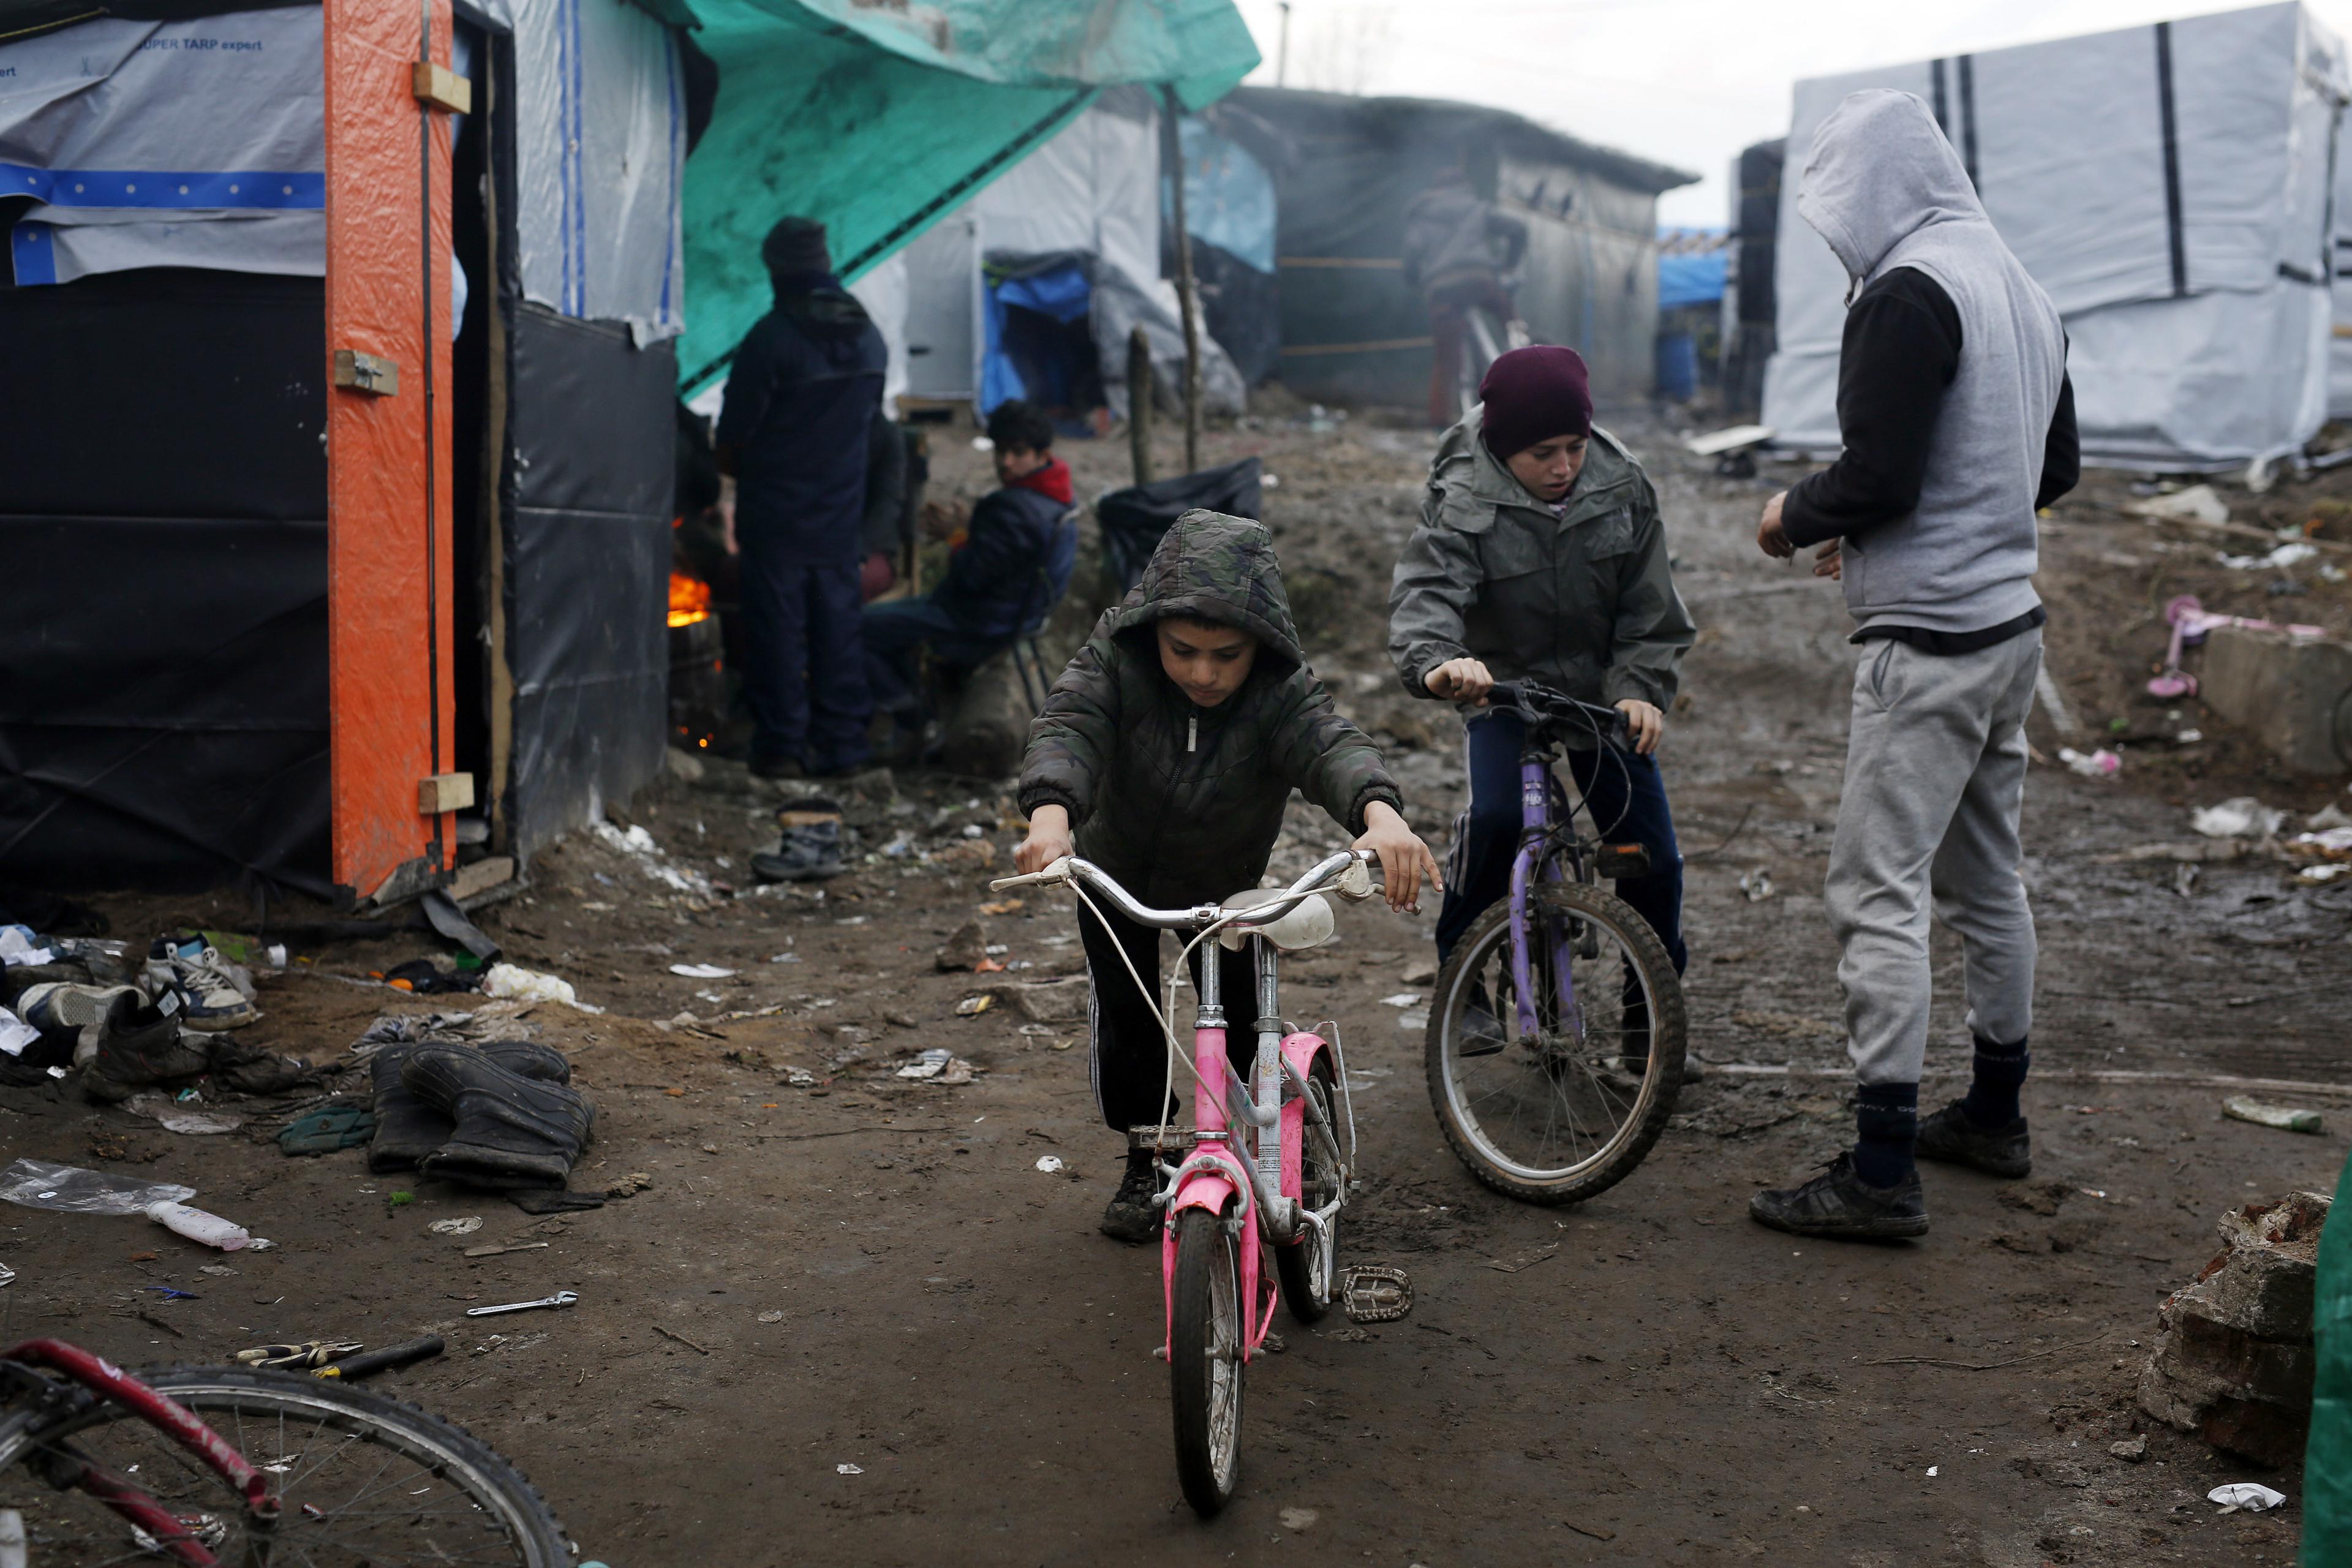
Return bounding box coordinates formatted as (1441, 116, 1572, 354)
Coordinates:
(1018, 511, 1404, 909)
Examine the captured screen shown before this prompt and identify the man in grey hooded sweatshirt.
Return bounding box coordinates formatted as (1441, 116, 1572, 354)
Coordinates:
(1749, 89, 2079, 1240)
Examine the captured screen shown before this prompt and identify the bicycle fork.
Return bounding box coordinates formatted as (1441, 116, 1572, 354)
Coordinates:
(1507, 755, 1582, 1044)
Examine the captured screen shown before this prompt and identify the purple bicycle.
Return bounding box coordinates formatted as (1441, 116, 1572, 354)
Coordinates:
(1424, 680, 1687, 1204)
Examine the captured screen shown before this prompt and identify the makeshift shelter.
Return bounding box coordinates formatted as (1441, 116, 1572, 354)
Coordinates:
(0, 0, 1254, 902)
(1765, 2, 2349, 470)
(0, 0, 692, 901)
(1655, 228, 1728, 402)
(1219, 87, 1695, 408)
(872, 91, 1255, 420)
(675, 0, 1259, 403)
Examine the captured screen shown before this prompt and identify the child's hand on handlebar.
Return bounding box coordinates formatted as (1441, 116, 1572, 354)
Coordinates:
(1614, 699, 1665, 756)
(1353, 802, 1444, 914)
(1015, 804, 1075, 875)
(1422, 657, 1494, 706)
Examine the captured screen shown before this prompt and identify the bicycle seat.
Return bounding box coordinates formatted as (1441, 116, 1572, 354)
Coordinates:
(1216, 888, 1337, 952)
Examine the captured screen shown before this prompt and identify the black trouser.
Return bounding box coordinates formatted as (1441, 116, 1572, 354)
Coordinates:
(1078, 898, 1257, 1133)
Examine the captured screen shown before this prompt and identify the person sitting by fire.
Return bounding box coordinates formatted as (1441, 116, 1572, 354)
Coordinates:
(861, 398, 1079, 758)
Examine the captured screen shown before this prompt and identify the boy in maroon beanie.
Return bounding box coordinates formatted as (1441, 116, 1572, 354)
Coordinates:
(1387, 345, 1697, 1070)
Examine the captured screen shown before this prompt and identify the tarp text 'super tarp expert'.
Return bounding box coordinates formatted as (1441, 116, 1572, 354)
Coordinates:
(1765, 2, 2350, 470)
(677, 0, 1260, 395)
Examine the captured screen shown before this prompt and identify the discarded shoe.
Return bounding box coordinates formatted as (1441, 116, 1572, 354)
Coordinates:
(368, 1043, 447, 1172)
(1749, 1153, 1928, 1240)
(1915, 1101, 2032, 1180)
(402, 1045, 595, 1190)
(753, 797, 846, 883)
(1099, 1149, 1161, 1244)
(20, 983, 208, 1104)
(145, 935, 259, 1031)
(208, 1035, 317, 1096)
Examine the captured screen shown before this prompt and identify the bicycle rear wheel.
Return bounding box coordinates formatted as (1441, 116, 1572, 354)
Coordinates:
(1273, 1052, 1341, 1325)
(1169, 1208, 1245, 1517)
(0, 1364, 567, 1566)
(1425, 879, 1685, 1205)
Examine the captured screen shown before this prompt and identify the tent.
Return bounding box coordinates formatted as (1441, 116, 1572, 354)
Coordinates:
(1219, 87, 1694, 408)
(1765, 2, 2349, 470)
(2332, 115, 2352, 417)
(873, 91, 1255, 421)
(676, 0, 1259, 401)
(0, 0, 1255, 901)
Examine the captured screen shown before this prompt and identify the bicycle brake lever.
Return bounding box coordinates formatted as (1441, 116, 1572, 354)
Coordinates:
(987, 856, 1071, 894)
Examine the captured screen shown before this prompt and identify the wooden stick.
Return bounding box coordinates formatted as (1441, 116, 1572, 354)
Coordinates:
(654, 1324, 712, 1356)
(1162, 85, 1201, 474)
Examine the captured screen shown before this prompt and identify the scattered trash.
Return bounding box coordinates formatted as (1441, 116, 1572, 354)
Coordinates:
(380, 957, 475, 995)
(276, 1103, 375, 1156)
(0, 1007, 37, 1058)
(0, 927, 55, 967)
(235, 1340, 363, 1370)
(2301, 864, 2351, 883)
(2173, 862, 2200, 899)
(2223, 1096, 2324, 1134)
(1926, 1466, 1939, 1477)
(147, 1200, 268, 1252)
(1278, 1507, 1319, 1531)
(837, 1463, 864, 1475)
(955, 994, 994, 1016)
(466, 1240, 549, 1259)
(429, 1216, 485, 1236)
(2110, 1434, 2147, 1461)
(2127, 484, 2231, 526)
(2218, 542, 2319, 571)
(315, 1335, 445, 1381)
(2057, 747, 2121, 778)
(464, 1290, 579, 1318)
(2191, 798, 2286, 839)
(123, 1093, 244, 1136)
(2177, 728, 2204, 743)
(0, 1264, 13, 1288)
(2147, 595, 2327, 696)
(1378, 993, 1420, 1008)
(1398, 1011, 1429, 1030)
(758, 1309, 785, 1324)
(2209, 1482, 2288, 1512)
(1737, 869, 1774, 902)
(481, 963, 603, 1014)
(895, 1049, 976, 1085)
(0, 1159, 194, 1216)
(1035, 1155, 1065, 1174)
(669, 963, 736, 979)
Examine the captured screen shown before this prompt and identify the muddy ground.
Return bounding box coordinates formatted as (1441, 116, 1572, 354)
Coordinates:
(4, 407, 2350, 1567)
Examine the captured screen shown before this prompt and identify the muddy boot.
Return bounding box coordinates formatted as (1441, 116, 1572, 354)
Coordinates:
(208, 1035, 318, 1097)
(368, 1044, 450, 1172)
(403, 1045, 595, 1190)
(20, 984, 207, 1104)
(753, 797, 845, 883)
(480, 1039, 572, 1084)
(1749, 1153, 1928, 1241)
(1099, 1148, 1162, 1244)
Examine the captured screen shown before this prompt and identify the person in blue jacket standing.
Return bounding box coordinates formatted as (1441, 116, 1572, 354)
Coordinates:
(716, 216, 888, 779)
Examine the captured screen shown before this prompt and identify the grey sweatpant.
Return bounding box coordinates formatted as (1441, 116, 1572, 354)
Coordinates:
(1825, 628, 2041, 1086)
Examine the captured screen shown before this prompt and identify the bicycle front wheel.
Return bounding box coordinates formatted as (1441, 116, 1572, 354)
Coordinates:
(0, 1364, 568, 1566)
(1425, 879, 1686, 1205)
(1169, 1208, 1245, 1517)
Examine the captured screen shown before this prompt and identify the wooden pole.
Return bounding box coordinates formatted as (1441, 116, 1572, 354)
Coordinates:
(1162, 84, 1202, 475)
(1127, 325, 1155, 486)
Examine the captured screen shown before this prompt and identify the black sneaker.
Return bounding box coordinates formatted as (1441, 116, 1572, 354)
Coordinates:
(1099, 1150, 1161, 1244)
(1749, 1153, 1928, 1240)
(1915, 1101, 2031, 1179)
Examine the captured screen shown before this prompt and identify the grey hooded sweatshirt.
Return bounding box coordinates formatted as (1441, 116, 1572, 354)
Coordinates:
(1792, 89, 2067, 638)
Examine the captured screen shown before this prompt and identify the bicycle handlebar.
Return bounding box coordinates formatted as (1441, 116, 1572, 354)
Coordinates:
(1484, 680, 1632, 750)
(988, 849, 1379, 930)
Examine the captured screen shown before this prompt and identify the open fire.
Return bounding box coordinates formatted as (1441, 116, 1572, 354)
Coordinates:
(668, 569, 712, 628)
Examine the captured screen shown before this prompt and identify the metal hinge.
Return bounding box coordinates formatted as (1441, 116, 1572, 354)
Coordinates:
(332, 349, 399, 397)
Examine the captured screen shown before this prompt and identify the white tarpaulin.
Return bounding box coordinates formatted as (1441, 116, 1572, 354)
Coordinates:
(0, 8, 324, 287)
(510, 0, 687, 344)
(1765, 2, 2348, 469)
(2331, 111, 2352, 414)
(886, 95, 1243, 416)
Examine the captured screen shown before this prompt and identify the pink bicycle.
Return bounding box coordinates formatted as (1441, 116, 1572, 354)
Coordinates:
(991, 848, 1407, 1515)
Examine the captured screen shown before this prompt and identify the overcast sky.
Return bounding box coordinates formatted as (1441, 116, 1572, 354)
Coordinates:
(1225, 0, 2352, 228)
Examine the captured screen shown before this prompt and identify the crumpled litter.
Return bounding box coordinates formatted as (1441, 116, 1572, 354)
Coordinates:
(0, 925, 54, 967)
(351, 1009, 538, 1057)
(1738, 869, 1774, 902)
(2191, 797, 2286, 840)
(2217, 542, 2318, 571)
(2126, 484, 2230, 526)
(481, 963, 604, 1014)
(234, 1340, 362, 1370)
(0, 1005, 38, 1058)
(123, 1094, 245, 1136)
(2057, 747, 2120, 778)
(1035, 1155, 1065, 1174)
(429, 1215, 484, 1235)
(0, 1158, 194, 1215)
(669, 963, 735, 979)
(894, 1048, 975, 1085)
(2208, 1482, 2286, 1512)
(591, 821, 715, 899)
(276, 1104, 375, 1155)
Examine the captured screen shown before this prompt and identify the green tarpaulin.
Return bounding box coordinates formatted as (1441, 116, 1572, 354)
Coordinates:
(679, 0, 1260, 393)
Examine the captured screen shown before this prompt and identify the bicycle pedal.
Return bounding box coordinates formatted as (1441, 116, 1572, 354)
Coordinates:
(1340, 1264, 1413, 1324)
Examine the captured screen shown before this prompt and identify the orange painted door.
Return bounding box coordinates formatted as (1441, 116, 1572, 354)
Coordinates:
(323, 0, 459, 905)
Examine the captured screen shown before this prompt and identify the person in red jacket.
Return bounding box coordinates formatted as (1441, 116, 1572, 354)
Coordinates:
(862, 400, 1079, 750)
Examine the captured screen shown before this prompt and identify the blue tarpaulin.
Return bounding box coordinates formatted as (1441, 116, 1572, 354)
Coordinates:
(984, 259, 1093, 412)
(1658, 249, 1726, 311)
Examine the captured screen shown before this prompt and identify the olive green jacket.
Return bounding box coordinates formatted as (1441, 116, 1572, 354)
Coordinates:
(1019, 511, 1403, 908)
(1387, 410, 1695, 726)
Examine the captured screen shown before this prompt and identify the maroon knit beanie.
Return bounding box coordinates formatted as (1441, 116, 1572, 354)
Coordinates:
(1478, 345, 1593, 459)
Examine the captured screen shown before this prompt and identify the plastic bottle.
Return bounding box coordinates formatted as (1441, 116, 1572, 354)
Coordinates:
(145, 1200, 255, 1251)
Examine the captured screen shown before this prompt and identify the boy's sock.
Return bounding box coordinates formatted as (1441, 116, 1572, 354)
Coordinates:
(1960, 1034, 2030, 1129)
(1852, 1082, 1918, 1188)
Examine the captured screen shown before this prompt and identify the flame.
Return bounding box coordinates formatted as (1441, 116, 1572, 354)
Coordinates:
(668, 570, 712, 628)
